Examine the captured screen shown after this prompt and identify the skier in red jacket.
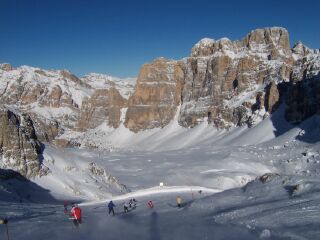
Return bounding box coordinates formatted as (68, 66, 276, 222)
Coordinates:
(147, 200, 154, 209)
(70, 203, 82, 227)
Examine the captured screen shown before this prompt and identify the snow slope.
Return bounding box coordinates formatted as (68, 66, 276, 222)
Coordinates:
(2, 93, 320, 239)
(2, 174, 320, 239)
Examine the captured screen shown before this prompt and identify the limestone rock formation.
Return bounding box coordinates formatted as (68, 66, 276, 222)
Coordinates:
(0, 107, 48, 178)
(77, 87, 127, 131)
(0, 27, 320, 147)
(265, 81, 280, 113)
(0, 66, 135, 142)
(125, 27, 303, 131)
(125, 57, 184, 132)
(0, 63, 12, 71)
(88, 162, 128, 193)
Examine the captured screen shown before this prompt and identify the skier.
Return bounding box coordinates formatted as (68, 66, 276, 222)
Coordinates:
(0, 218, 8, 224)
(0, 218, 9, 240)
(124, 201, 130, 213)
(70, 203, 82, 227)
(108, 200, 116, 215)
(147, 200, 154, 209)
(129, 198, 137, 209)
(176, 196, 182, 208)
(64, 201, 68, 214)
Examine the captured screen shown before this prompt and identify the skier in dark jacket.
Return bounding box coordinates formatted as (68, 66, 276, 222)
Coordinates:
(108, 200, 116, 215)
(124, 202, 129, 213)
(0, 218, 8, 224)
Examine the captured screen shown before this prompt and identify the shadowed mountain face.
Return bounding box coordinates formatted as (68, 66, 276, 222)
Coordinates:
(0, 168, 58, 203)
(0, 108, 49, 178)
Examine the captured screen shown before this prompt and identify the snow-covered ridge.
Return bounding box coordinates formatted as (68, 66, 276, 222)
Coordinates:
(0, 64, 136, 130)
(0, 64, 136, 103)
(81, 73, 136, 99)
(191, 26, 292, 60)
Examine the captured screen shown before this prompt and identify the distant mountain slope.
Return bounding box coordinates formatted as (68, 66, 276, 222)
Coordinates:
(1, 27, 320, 181)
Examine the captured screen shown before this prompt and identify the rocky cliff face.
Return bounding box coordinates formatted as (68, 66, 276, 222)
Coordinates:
(0, 66, 135, 141)
(77, 87, 127, 131)
(125, 58, 184, 132)
(125, 27, 320, 131)
(0, 107, 48, 178)
(0, 27, 319, 147)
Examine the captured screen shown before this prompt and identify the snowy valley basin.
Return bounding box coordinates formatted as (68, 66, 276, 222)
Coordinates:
(1, 25, 320, 240)
(1, 113, 320, 240)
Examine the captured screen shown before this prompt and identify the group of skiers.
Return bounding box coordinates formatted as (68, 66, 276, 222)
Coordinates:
(0, 196, 184, 230)
(108, 198, 139, 215)
(106, 196, 182, 216)
(123, 198, 137, 213)
(67, 195, 184, 224)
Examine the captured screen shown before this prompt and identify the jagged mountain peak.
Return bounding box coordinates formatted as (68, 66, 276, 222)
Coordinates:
(292, 41, 311, 57)
(191, 27, 292, 58)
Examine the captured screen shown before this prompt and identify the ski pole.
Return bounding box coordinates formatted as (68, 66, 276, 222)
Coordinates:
(5, 224, 10, 240)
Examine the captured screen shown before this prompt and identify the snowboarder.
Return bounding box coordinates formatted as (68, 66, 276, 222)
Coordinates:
(147, 200, 154, 209)
(70, 203, 82, 227)
(176, 196, 182, 207)
(124, 202, 130, 213)
(108, 200, 116, 215)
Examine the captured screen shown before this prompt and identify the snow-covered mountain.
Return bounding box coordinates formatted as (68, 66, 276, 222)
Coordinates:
(1, 26, 320, 239)
(0, 27, 319, 183)
(0, 64, 136, 141)
(1, 27, 319, 148)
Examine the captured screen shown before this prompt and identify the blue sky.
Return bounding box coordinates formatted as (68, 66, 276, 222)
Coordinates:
(0, 0, 319, 77)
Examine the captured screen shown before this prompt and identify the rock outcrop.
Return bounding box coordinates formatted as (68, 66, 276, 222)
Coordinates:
(285, 73, 320, 123)
(0, 107, 48, 178)
(0, 66, 135, 142)
(125, 58, 184, 132)
(125, 27, 304, 131)
(0, 63, 12, 71)
(77, 87, 127, 131)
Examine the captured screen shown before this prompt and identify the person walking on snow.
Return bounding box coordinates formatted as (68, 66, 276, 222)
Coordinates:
(176, 196, 182, 207)
(1, 218, 9, 240)
(124, 201, 130, 213)
(108, 200, 116, 215)
(64, 201, 68, 214)
(147, 200, 154, 209)
(70, 203, 82, 227)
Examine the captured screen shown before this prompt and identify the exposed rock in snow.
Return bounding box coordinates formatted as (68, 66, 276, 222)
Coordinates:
(0, 107, 48, 178)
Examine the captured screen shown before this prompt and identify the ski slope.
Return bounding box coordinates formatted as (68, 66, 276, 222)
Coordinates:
(1, 105, 320, 239)
(2, 174, 320, 240)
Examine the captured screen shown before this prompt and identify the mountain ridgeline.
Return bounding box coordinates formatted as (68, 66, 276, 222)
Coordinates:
(0, 27, 320, 177)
